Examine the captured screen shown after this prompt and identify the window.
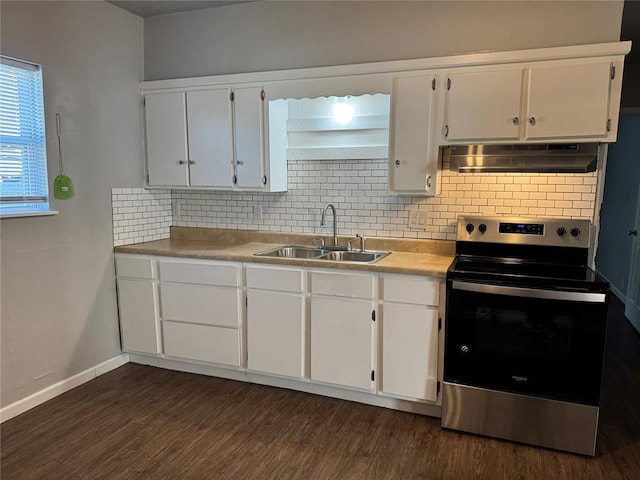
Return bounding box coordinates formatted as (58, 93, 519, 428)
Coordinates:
(0, 56, 51, 217)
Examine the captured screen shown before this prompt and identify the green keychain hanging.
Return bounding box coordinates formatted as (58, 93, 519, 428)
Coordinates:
(53, 113, 74, 199)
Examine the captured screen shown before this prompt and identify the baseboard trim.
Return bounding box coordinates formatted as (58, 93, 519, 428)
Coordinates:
(0, 353, 130, 423)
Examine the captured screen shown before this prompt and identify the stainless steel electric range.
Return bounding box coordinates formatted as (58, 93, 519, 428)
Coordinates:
(442, 216, 609, 456)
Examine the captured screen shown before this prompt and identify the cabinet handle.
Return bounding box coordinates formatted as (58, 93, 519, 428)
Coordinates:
(394, 159, 401, 167)
(262, 175, 267, 185)
(512, 117, 520, 126)
(528, 117, 536, 126)
(629, 230, 638, 237)
(236, 160, 244, 165)
(444, 125, 449, 137)
(177, 160, 185, 165)
(188, 160, 195, 165)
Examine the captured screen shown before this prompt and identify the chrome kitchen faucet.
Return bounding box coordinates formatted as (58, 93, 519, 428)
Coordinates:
(320, 204, 338, 247)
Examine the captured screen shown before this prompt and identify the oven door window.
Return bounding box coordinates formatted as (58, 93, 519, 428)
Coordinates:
(445, 283, 607, 405)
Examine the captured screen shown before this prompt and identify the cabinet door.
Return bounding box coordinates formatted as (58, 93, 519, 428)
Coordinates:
(444, 69, 523, 142)
(382, 304, 438, 402)
(186, 89, 234, 188)
(525, 62, 611, 140)
(388, 74, 438, 194)
(117, 278, 161, 354)
(234, 86, 265, 189)
(145, 92, 189, 186)
(311, 296, 373, 390)
(247, 290, 305, 378)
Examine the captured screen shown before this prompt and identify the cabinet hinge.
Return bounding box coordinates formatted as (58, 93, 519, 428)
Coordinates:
(262, 175, 267, 185)
(444, 125, 449, 138)
(142, 97, 146, 106)
(606, 118, 612, 132)
(611, 65, 616, 80)
(246, 297, 248, 308)
(438, 317, 442, 331)
(232, 175, 237, 185)
(260, 89, 266, 101)
(437, 381, 441, 395)
(230, 91, 235, 102)
(372, 310, 376, 321)
(371, 370, 375, 382)
(447, 78, 451, 90)
(432, 78, 436, 91)
(146, 174, 150, 184)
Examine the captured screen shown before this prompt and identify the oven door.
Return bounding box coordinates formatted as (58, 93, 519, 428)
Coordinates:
(444, 279, 608, 405)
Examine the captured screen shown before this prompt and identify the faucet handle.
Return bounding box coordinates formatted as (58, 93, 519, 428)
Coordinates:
(347, 238, 357, 251)
(313, 236, 325, 247)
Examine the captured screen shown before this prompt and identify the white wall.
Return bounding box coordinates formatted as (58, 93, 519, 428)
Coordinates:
(0, 1, 143, 407)
(144, 0, 624, 80)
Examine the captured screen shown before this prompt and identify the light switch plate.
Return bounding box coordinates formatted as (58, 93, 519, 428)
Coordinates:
(407, 211, 428, 230)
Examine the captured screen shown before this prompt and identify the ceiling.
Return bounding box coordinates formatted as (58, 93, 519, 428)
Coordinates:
(108, 0, 252, 18)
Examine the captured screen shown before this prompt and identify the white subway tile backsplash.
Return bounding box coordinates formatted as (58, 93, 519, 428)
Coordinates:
(111, 188, 171, 246)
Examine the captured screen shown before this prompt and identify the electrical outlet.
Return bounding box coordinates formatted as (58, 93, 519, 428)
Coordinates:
(253, 203, 263, 221)
(407, 211, 428, 230)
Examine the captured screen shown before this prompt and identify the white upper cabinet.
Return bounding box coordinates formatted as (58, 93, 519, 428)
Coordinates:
(443, 69, 523, 142)
(388, 74, 441, 196)
(145, 86, 286, 191)
(524, 62, 612, 140)
(145, 92, 190, 186)
(233, 87, 266, 189)
(441, 60, 618, 144)
(187, 88, 234, 188)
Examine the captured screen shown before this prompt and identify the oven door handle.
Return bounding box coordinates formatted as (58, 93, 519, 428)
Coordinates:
(451, 281, 607, 303)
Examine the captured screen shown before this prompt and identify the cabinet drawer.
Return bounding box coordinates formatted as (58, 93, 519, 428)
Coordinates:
(116, 255, 155, 279)
(160, 283, 240, 327)
(311, 271, 374, 299)
(246, 266, 304, 293)
(163, 321, 240, 366)
(159, 261, 240, 286)
(382, 275, 440, 306)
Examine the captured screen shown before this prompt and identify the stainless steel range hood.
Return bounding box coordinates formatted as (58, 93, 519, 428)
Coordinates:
(444, 143, 600, 173)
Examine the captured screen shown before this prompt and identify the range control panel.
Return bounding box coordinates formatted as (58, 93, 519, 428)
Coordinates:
(457, 216, 591, 248)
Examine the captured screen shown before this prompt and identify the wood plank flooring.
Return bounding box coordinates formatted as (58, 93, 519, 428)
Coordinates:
(2, 296, 639, 479)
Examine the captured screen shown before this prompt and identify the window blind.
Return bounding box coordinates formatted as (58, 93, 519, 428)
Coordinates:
(0, 56, 49, 215)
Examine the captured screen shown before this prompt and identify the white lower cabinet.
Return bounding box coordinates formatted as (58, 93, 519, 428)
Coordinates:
(310, 271, 375, 391)
(115, 255, 161, 355)
(115, 254, 444, 409)
(246, 265, 306, 378)
(380, 274, 441, 402)
(158, 259, 243, 366)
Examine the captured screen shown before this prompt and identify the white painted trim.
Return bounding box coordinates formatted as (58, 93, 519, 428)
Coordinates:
(0, 210, 59, 219)
(595, 270, 627, 304)
(129, 353, 442, 418)
(0, 353, 130, 423)
(142, 41, 631, 92)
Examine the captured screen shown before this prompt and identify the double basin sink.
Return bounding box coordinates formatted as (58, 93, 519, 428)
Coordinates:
(255, 245, 390, 264)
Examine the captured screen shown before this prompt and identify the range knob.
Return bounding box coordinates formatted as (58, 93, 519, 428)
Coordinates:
(459, 344, 470, 354)
(466, 223, 475, 234)
(478, 224, 487, 233)
(557, 227, 566, 237)
(571, 228, 581, 237)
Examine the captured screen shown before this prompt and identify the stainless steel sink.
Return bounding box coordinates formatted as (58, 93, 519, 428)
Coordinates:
(318, 250, 390, 263)
(254, 245, 329, 259)
(254, 245, 389, 263)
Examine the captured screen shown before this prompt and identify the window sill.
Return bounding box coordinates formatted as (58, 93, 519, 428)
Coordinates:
(0, 210, 59, 219)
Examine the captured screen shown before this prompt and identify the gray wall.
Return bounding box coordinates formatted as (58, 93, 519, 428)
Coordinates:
(144, 0, 624, 80)
(0, 1, 143, 407)
(596, 115, 640, 298)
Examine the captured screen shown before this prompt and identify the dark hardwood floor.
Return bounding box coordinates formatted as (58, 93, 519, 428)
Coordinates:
(2, 297, 639, 479)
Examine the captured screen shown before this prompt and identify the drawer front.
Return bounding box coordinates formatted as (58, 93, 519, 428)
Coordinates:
(116, 255, 155, 279)
(383, 275, 440, 306)
(160, 283, 240, 327)
(246, 266, 304, 293)
(159, 261, 239, 286)
(163, 321, 240, 366)
(311, 271, 374, 299)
